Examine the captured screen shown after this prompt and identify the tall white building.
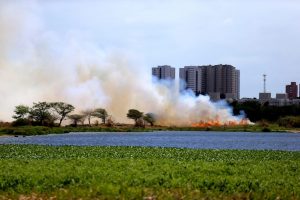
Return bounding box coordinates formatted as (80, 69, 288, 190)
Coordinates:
(152, 65, 175, 80)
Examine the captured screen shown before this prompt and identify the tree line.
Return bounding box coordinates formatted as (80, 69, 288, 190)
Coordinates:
(230, 100, 300, 125)
(12, 102, 156, 127)
(10, 100, 300, 128)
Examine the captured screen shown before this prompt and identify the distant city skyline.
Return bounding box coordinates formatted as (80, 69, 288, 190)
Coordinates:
(153, 65, 298, 99)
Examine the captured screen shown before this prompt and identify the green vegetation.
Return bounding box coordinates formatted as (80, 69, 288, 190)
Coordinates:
(29, 102, 53, 126)
(50, 102, 75, 126)
(143, 113, 156, 126)
(92, 108, 108, 124)
(3, 101, 300, 136)
(278, 116, 300, 128)
(0, 122, 298, 136)
(0, 125, 154, 136)
(127, 109, 145, 127)
(11, 102, 110, 127)
(12, 105, 30, 120)
(4, 101, 300, 135)
(68, 114, 85, 127)
(126, 109, 157, 127)
(231, 100, 300, 123)
(0, 145, 299, 199)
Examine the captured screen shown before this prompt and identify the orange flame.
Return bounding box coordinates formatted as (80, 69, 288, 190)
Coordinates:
(192, 119, 249, 128)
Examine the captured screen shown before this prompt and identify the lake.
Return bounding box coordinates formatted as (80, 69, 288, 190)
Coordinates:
(1, 131, 300, 151)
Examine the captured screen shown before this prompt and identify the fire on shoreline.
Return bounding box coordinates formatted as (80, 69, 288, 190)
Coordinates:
(191, 119, 250, 128)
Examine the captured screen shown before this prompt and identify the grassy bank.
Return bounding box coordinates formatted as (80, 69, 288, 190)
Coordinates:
(0, 123, 296, 136)
(0, 145, 299, 199)
(0, 125, 157, 136)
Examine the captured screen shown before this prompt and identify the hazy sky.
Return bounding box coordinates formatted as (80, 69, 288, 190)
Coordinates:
(3, 0, 300, 98)
(40, 0, 300, 98)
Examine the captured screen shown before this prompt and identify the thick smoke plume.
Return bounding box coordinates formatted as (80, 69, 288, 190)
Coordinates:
(0, 1, 246, 126)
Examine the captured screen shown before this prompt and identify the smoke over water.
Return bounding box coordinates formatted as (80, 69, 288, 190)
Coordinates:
(0, 1, 247, 126)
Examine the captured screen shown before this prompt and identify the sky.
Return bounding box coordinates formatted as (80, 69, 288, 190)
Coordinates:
(38, 0, 300, 98)
(0, 0, 300, 121)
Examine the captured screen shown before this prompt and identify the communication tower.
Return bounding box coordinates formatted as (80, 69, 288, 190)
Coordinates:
(263, 74, 266, 93)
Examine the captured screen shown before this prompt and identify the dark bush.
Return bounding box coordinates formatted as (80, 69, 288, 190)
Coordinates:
(258, 120, 269, 127)
(12, 119, 31, 127)
(135, 118, 145, 128)
(0, 122, 11, 127)
(278, 116, 300, 128)
(261, 127, 271, 132)
(230, 101, 300, 122)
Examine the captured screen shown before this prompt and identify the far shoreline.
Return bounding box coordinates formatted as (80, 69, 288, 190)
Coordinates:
(1, 124, 300, 137)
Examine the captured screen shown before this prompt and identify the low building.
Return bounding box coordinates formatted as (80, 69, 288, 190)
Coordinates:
(238, 98, 258, 103)
(276, 93, 288, 100)
(259, 93, 271, 102)
(239, 95, 300, 107)
(269, 98, 300, 106)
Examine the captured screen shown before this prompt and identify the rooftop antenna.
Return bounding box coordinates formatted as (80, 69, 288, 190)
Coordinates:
(263, 74, 266, 93)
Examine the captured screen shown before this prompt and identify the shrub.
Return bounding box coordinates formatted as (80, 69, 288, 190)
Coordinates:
(0, 121, 11, 127)
(106, 117, 114, 127)
(258, 120, 269, 127)
(261, 127, 271, 132)
(278, 116, 300, 128)
(136, 118, 145, 128)
(12, 119, 31, 127)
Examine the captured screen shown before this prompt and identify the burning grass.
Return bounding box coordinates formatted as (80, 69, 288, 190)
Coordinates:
(0, 145, 299, 199)
(191, 119, 250, 128)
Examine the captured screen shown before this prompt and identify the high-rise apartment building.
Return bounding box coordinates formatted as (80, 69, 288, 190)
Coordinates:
(286, 82, 298, 99)
(152, 65, 175, 80)
(179, 64, 240, 100)
(235, 69, 240, 99)
(179, 66, 202, 95)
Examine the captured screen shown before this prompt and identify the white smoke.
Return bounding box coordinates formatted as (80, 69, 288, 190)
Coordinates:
(0, 1, 246, 126)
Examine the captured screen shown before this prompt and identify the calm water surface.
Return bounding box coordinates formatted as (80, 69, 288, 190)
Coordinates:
(1, 131, 300, 151)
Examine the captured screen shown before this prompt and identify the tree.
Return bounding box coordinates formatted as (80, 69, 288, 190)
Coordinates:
(68, 114, 84, 127)
(12, 105, 30, 126)
(13, 105, 29, 119)
(82, 109, 94, 126)
(106, 115, 115, 127)
(92, 108, 108, 124)
(46, 114, 59, 127)
(231, 101, 262, 122)
(50, 102, 75, 126)
(143, 113, 156, 126)
(127, 109, 143, 126)
(29, 102, 52, 126)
